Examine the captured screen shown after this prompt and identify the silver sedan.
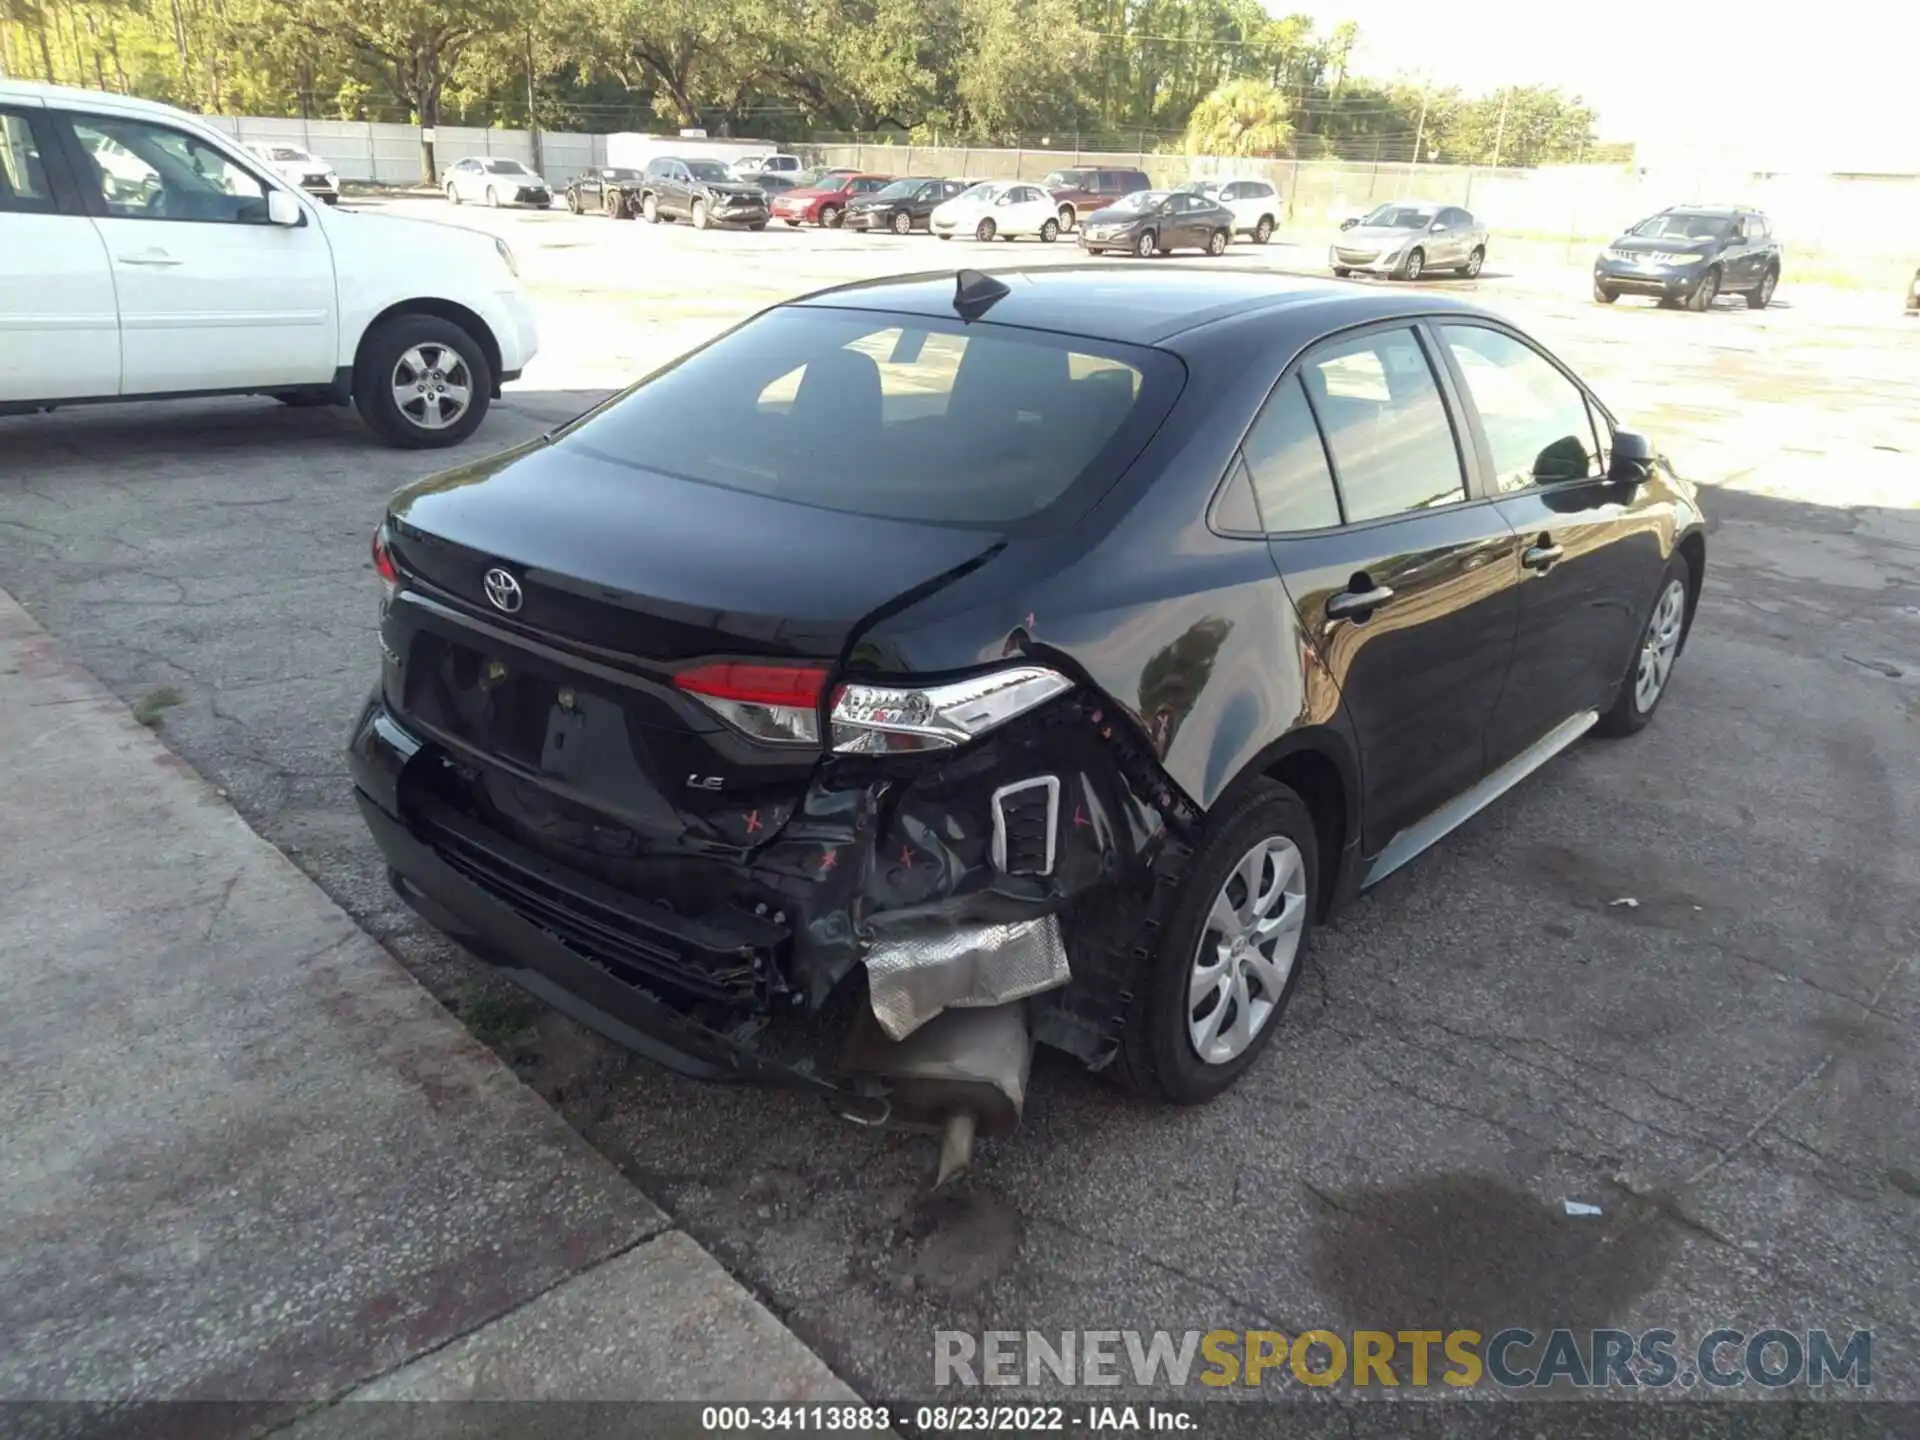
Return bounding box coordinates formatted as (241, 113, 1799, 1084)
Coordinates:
(1330, 201, 1489, 281)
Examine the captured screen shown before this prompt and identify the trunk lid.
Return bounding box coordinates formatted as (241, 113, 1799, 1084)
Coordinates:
(381, 438, 1002, 856)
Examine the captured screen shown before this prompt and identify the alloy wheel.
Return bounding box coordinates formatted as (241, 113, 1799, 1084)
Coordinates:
(1633, 578, 1687, 713)
(1404, 247, 1423, 281)
(1465, 247, 1484, 278)
(892, 210, 912, 235)
(1187, 836, 1308, 1065)
(1135, 230, 1156, 258)
(1207, 229, 1227, 256)
(1757, 271, 1776, 307)
(390, 344, 473, 434)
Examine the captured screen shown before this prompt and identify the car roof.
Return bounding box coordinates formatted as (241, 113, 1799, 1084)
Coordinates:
(0, 77, 195, 122)
(789, 265, 1498, 347)
(1663, 204, 1760, 217)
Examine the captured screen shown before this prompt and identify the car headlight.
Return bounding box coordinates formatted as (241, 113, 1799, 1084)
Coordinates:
(493, 236, 518, 278)
(1652, 251, 1705, 265)
(325, 170, 339, 186)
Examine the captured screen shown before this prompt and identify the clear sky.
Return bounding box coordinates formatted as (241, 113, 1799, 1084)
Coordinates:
(1317, 0, 1920, 170)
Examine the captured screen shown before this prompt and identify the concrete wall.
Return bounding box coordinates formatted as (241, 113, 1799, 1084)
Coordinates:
(205, 115, 1920, 265)
(201, 115, 610, 188)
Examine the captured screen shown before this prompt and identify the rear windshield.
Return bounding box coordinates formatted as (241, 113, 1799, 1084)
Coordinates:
(559, 305, 1183, 529)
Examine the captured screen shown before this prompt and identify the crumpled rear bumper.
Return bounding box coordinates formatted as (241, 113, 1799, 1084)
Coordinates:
(349, 686, 1187, 1097)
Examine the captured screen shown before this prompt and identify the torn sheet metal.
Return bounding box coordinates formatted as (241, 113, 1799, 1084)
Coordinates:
(863, 914, 1070, 1041)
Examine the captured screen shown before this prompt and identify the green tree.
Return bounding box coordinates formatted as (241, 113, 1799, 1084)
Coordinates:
(1183, 77, 1292, 156)
(1430, 84, 1595, 166)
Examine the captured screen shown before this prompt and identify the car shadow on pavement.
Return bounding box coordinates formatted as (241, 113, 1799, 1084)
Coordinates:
(0, 388, 610, 477)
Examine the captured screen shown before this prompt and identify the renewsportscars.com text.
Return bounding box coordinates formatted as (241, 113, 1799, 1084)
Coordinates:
(934, 1327, 1872, 1391)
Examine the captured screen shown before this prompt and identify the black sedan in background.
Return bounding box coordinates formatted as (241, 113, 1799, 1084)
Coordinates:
(350, 267, 1704, 1175)
(847, 177, 973, 234)
(1078, 190, 1236, 257)
(564, 166, 644, 215)
(1594, 205, 1781, 311)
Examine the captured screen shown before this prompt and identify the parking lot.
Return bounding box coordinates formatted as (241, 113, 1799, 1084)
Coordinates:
(4, 197, 1918, 1403)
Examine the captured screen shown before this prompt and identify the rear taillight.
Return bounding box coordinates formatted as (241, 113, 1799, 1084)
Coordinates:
(830, 667, 1073, 753)
(370, 523, 399, 599)
(674, 662, 829, 745)
(673, 661, 1073, 753)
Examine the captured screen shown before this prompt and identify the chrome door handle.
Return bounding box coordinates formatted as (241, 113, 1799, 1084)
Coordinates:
(119, 251, 181, 267)
(1326, 585, 1394, 620)
(1522, 542, 1564, 571)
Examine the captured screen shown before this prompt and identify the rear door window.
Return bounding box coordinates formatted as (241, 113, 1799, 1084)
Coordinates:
(1241, 376, 1342, 531)
(1299, 327, 1466, 521)
(560, 305, 1183, 529)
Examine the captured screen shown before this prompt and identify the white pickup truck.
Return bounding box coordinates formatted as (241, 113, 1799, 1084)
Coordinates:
(0, 81, 538, 448)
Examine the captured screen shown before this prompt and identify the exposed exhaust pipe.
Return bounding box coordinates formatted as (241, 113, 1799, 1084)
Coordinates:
(840, 1002, 1033, 1185)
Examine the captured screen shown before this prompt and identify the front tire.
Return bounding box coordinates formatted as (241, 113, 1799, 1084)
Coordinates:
(641, 193, 660, 224)
(1593, 280, 1619, 304)
(1039, 218, 1059, 243)
(975, 218, 997, 242)
(485, 186, 499, 208)
(445, 184, 461, 206)
(1113, 779, 1317, 1103)
(1134, 229, 1157, 258)
(1597, 557, 1694, 737)
(1687, 265, 1720, 311)
(1398, 246, 1425, 281)
(691, 198, 709, 229)
(892, 210, 913, 235)
(353, 314, 493, 450)
(566, 189, 580, 214)
(1332, 265, 1350, 278)
(604, 191, 622, 219)
(820, 204, 843, 229)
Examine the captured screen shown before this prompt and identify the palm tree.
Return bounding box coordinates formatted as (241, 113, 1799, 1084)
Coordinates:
(1184, 79, 1293, 158)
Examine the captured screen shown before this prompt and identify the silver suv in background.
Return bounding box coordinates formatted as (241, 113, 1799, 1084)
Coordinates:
(1331, 201, 1489, 281)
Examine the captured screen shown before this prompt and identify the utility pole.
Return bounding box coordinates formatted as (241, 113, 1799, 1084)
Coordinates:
(1411, 85, 1429, 167)
(1490, 87, 1510, 169)
(525, 23, 542, 175)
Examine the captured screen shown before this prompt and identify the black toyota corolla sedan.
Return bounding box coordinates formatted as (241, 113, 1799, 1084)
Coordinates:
(349, 267, 1705, 1175)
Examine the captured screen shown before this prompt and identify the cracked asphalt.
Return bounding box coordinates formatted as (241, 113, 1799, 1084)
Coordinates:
(3, 201, 1917, 1408)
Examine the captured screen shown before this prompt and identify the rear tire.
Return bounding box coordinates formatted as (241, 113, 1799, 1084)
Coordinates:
(1597, 555, 1694, 737)
(353, 313, 493, 450)
(1746, 266, 1777, 309)
(1253, 215, 1274, 244)
(566, 189, 580, 214)
(1058, 204, 1076, 231)
(1593, 280, 1619, 304)
(445, 184, 460, 205)
(1206, 228, 1228, 256)
(1112, 779, 1317, 1104)
(691, 198, 709, 229)
(1459, 245, 1485, 278)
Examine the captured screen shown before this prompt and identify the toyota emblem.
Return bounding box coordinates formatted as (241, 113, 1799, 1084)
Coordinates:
(482, 567, 524, 614)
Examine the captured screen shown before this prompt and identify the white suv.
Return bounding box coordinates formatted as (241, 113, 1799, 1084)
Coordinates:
(0, 81, 538, 448)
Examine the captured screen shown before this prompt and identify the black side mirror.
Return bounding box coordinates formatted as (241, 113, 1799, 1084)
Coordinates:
(1608, 429, 1656, 485)
(1340, 217, 1359, 230)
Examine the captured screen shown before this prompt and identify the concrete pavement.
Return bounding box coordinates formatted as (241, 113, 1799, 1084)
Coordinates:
(0, 592, 861, 1429)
